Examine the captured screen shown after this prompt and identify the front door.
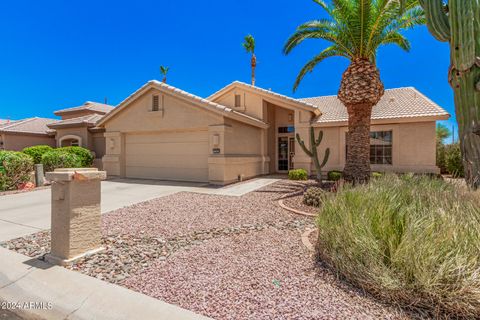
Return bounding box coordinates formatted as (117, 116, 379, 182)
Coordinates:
(278, 137, 295, 172)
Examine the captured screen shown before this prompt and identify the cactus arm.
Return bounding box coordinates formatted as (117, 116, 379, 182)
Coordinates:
(315, 130, 324, 147)
(420, 0, 450, 42)
(450, 0, 476, 71)
(296, 133, 313, 157)
(320, 148, 330, 168)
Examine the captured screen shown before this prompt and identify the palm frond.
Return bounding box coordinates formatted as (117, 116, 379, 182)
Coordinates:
(160, 66, 169, 76)
(293, 46, 348, 92)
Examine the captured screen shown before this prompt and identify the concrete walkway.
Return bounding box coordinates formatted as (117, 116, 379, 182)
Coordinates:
(0, 247, 210, 320)
(0, 177, 280, 241)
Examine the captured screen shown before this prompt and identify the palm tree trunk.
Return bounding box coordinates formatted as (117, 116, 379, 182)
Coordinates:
(338, 58, 384, 184)
(344, 104, 372, 183)
(162, 76, 167, 83)
(251, 54, 256, 86)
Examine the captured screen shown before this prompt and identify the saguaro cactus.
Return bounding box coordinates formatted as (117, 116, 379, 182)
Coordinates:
(296, 127, 330, 184)
(420, 0, 480, 189)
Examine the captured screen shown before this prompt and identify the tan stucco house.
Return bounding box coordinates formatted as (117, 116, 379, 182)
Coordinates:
(97, 80, 449, 185)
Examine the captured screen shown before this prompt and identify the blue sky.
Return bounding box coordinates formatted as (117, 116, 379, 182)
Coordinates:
(0, 0, 457, 140)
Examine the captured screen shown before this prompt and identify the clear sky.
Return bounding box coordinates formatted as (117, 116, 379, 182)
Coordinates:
(0, 0, 457, 141)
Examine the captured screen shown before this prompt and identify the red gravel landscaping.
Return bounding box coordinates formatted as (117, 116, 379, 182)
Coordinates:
(2, 179, 414, 319)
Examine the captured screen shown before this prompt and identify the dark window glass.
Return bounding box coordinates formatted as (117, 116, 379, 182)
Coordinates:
(346, 131, 393, 165)
(278, 126, 295, 134)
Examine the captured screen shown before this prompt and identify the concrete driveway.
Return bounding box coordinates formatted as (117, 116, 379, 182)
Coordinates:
(0, 177, 279, 242)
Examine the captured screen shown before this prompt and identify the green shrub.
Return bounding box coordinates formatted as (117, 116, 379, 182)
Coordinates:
(436, 142, 447, 174)
(288, 168, 308, 180)
(57, 146, 94, 167)
(316, 174, 480, 317)
(371, 172, 384, 178)
(327, 170, 342, 181)
(303, 187, 330, 207)
(0, 151, 34, 191)
(445, 143, 464, 177)
(22, 145, 53, 164)
(41, 150, 82, 173)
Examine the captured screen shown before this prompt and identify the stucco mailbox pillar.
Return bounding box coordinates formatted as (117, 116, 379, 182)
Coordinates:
(45, 168, 106, 266)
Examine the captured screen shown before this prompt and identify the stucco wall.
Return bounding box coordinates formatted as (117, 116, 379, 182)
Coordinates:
(214, 88, 264, 120)
(1, 134, 56, 151)
(55, 127, 91, 149)
(294, 121, 439, 175)
(223, 118, 262, 155)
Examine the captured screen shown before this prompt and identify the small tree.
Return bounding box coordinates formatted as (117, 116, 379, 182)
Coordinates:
(242, 35, 256, 86)
(296, 127, 330, 185)
(160, 66, 170, 83)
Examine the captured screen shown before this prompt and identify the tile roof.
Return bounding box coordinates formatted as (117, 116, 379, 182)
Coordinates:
(47, 114, 104, 128)
(299, 87, 450, 124)
(54, 101, 115, 116)
(0, 117, 58, 135)
(97, 80, 268, 128)
(208, 81, 321, 113)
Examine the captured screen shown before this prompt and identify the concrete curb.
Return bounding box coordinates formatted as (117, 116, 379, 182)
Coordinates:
(0, 247, 211, 320)
(278, 198, 317, 217)
(301, 228, 317, 252)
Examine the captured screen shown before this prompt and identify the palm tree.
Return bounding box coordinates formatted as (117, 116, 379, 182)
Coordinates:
(242, 35, 257, 86)
(160, 66, 170, 83)
(284, 0, 424, 184)
(436, 123, 451, 143)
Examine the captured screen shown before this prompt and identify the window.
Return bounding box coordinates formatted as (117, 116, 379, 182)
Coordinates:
(345, 130, 393, 165)
(370, 131, 392, 164)
(278, 126, 295, 134)
(234, 94, 241, 108)
(152, 95, 160, 111)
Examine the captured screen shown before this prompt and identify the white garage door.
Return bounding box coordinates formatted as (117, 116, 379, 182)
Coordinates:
(125, 131, 209, 182)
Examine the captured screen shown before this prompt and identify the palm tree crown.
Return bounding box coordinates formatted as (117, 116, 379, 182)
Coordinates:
(160, 65, 170, 83)
(242, 34, 255, 54)
(284, 0, 424, 91)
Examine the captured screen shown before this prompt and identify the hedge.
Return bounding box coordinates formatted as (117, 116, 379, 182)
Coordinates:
(0, 151, 34, 191)
(57, 146, 94, 167)
(22, 145, 54, 164)
(41, 150, 82, 173)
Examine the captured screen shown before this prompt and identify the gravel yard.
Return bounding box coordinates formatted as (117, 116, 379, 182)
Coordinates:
(1, 179, 413, 319)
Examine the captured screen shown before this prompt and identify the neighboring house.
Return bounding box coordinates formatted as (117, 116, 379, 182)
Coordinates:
(47, 101, 114, 167)
(0, 118, 57, 151)
(97, 80, 449, 185)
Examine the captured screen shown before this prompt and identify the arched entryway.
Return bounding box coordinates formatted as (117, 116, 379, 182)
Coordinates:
(58, 135, 82, 147)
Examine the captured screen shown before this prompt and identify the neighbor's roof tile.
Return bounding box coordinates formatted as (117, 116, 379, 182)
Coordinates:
(54, 101, 115, 116)
(0, 117, 58, 135)
(299, 87, 449, 123)
(47, 114, 104, 128)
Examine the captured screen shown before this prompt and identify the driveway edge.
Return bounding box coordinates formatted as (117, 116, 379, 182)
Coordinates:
(0, 247, 210, 320)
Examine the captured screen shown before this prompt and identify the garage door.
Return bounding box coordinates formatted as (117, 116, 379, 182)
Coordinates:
(125, 131, 209, 182)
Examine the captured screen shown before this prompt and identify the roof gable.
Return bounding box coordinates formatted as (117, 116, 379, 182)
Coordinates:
(208, 81, 321, 116)
(97, 80, 268, 128)
(300, 87, 450, 124)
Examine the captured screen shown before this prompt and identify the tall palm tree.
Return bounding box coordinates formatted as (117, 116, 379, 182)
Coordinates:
(436, 123, 451, 143)
(284, 0, 424, 183)
(160, 66, 170, 83)
(242, 35, 257, 86)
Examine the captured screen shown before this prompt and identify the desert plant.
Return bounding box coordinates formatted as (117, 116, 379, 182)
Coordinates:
(296, 127, 330, 184)
(445, 143, 464, 177)
(303, 186, 329, 207)
(160, 65, 170, 83)
(436, 141, 447, 173)
(0, 151, 34, 191)
(419, 0, 480, 189)
(242, 34, 257, 86)
(316, 174, 480, 317)
(284, 0, 424, 183)
(327, 170, 342, 181)
(372, 172, 384, 178)
(57, 146, 93, 167)
(288, 168, 308, 180)
(22, 145, 53, 164)
(41, 150, 82, 173)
